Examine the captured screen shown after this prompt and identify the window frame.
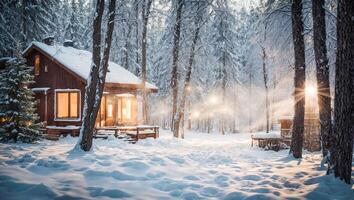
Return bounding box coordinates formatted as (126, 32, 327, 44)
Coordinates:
(54, 89, 81, 121)
(34, 55, 40, 76)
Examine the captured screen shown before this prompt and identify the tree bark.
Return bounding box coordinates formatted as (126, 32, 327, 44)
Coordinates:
(134, 0, 140, 76)
(290, 0, 306, 158)
(141, 0, 153, 124)
(261, 22, 269, 133)
(173, 15, 201, 138)
(312, 0, 332, 158)
(332, 0, 354, 184)
(171, 0, 184, 135)
(79, 0, 116, 151)
(221, 51, 227, 135)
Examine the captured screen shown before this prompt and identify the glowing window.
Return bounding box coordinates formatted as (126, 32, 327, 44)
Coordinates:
(56, 91, 80, 119)
(35, 55, 40, 75)
(107, 104, 113, 118)
(125, 99, 131, 120)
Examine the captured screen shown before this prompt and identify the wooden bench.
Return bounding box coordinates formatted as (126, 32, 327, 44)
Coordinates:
(94, 125, 159, 142)
(44, 126, 81, 140)
(251, 135, 282, 151)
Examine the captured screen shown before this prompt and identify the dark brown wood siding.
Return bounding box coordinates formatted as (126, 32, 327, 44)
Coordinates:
(26, 49, 86, 126)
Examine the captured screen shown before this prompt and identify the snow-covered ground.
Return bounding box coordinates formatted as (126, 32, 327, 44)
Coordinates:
(0, 130, 353, 200)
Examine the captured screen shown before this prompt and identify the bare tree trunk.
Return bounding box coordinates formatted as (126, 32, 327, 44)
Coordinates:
(262, 23, 269, 133)
(248, 64, 253, 133)
(233, 85, 237, 133)
(173, 15, 200, 138)
(221, 52, 226, 135)
(134, 0, 140, 76)
(141, 0, 152, 124)
(123, 24, 131, 70)
(262, 47, 269, 133)
(312, 0, 332, 158)
(171, 0, 184, 135)
(79, 0, 116, 151)
(332, 0, 354, 184)
(290, 0, 306, 158)
(271, 73, 276, 130)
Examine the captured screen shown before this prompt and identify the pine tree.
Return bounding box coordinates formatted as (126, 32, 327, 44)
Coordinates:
(0, 44, 41, 143)
(211, 0, 238, 134)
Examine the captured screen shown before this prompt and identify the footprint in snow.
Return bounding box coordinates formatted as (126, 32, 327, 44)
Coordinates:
(223, 192, 247, 200)
(250, 187, 270, 194)
(214, 175, 229, 187)
(284, 181, 301, 189)
(167, 156, 185, 164)
(184, 175, 200, 181)
(181, 192, 204, 200)
(242, 175, 262, 181)
(153, 178, 189, 192)
(199, 187, 223, 197)
(87, 187, 131, 198)
(120, 161, 149, 171)
(97, 161, 111, 166)
(146, 171, 165, 179)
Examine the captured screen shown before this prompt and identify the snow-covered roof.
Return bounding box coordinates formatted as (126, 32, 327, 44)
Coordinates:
(31, 87, 50, 93)
(24, 42, 158, 91)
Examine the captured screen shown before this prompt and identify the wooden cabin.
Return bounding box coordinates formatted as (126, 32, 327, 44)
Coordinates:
(278, 89, 321, 151)
(23, 39, 158, 130)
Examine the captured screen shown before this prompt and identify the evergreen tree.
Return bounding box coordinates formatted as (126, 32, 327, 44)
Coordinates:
(0, 45, 41, 143)
(211, 0, 239, 134)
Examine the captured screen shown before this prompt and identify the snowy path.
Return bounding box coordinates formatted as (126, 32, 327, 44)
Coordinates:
(0, 131, 353, 200)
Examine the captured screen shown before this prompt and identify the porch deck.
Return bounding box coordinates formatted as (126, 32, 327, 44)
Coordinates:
(95, 125, 159, 141)
(43, 125, 159, 142)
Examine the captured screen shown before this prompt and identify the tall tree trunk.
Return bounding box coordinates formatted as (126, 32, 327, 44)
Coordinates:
(262, 47, 269, 133)
(221, 52, 227, 135)
(78, 0, 116, 151)
(141, 0, 152, 124)
(134, 0, 140, 76)
(332, 0, 354, 184)
(248, 65, 253, 132)
(312, 0, 332, 158)
(262, 23, 269, 133)
(233, 85, 237, 133)
(290, 0, 306, 158)
(173, 17, 200, 138)
(123, 24, 131, 70)
(171, 0, 184, 135)
(271, 73, 277, 130)
(21, 0, 28, 45)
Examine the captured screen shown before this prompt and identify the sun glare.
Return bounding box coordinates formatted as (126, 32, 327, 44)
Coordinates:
(305, 85, 317, 97)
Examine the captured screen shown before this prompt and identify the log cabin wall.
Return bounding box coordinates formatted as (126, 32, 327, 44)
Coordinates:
(26, 49, 86, 126)
(25, 47, 145, 127)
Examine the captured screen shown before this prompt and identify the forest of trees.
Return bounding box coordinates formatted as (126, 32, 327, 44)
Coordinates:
(0, 0, 352, 183)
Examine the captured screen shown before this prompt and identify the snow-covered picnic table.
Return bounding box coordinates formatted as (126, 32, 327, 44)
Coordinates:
(95, 125, 159, 141)
(45, 126, 81, 140)
(251, 132, 282, 151)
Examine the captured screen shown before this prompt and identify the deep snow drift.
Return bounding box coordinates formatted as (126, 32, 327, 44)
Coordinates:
(0, 131, 353, 200)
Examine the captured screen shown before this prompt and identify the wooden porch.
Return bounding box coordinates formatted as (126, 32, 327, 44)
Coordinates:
(43, 125, 159, 142)
(94, 125, 159, 142)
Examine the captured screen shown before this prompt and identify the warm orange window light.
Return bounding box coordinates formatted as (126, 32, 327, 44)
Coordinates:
(70, 92, 78, 117)
(107, 104, 113, 118)
(56, 91, 79, 119)
(34, 55, 40, 75)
